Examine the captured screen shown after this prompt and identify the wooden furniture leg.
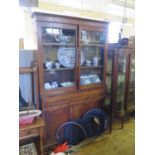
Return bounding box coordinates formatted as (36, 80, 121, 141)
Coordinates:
(109, 115, 112, 133)
(40, 128, 44, 155)
(121, 116, 124, 129)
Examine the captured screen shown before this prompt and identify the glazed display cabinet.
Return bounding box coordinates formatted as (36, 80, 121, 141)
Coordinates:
(104, 44, 135, 131)
(37, 25, 106, 93)
(125, 52, 135, 112)
(32, 12, 109, 149)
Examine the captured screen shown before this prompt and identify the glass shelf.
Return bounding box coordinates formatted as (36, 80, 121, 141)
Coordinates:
(44, 67, 75, 72)
(81, 65, 102, 69)
(81, 43, 104, 47)
(42, 42, 75, 46)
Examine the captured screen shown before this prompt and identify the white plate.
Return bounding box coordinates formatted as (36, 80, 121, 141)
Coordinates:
(57, 48, 84, 68)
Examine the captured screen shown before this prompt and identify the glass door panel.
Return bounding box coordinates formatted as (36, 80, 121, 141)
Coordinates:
(41, 27, 77, 90)
(106, 53, 113, 92)
(105, 52, 113, 106)
(107, 56, 112, 74)
(128, 54, 135, 106)
(105, 98, 111, 106)
(116, 51, 127, 111)
(106, 76, 111, 92)
(80, 30, 105, 86)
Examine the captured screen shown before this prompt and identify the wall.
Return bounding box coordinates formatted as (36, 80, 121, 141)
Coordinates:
(19, 50, 34, 106)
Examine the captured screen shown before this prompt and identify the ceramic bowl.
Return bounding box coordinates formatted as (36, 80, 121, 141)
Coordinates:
(19, 110, 42, 126)
(45, 61, 53, 69)
(44, 83, 52, 89)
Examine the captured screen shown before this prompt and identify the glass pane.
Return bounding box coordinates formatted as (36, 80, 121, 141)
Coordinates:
(80, 30, 105, 86)
(106, 76, 111, 92)
(128, 56, 135, 106)
(107, 56, 112, 74)
(117, 75, 126, 94)
(116, 52, 127, 111)
(105, 98, 111, 105)
(81, 30, 106, 44)
(42, 27, 76, 90)
(129, 57, 135, 92)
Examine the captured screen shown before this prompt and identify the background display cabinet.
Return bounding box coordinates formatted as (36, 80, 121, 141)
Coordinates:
(104, 44, 135, 132)
(32, 12, 109, 148)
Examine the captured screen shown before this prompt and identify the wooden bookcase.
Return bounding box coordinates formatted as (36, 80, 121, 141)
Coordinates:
(32, 12, 109, 149)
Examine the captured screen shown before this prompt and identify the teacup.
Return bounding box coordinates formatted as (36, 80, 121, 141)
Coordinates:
(44, 83, 51, 89)
(85, 60, 92, 66)
(45, 61, 53, 69)
(93, 57, 98, 66)
(55, 62, 61, 68)
(51, 82, 58, 89)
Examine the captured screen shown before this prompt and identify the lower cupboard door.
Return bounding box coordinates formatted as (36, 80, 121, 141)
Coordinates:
(43, 106, 70, 145)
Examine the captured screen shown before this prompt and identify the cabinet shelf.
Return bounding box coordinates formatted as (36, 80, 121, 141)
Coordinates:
(42, 42, 75, 46)
(81, 65, 102, 69)
(81, 43, 104, 47)
(44, 67, 75, 72)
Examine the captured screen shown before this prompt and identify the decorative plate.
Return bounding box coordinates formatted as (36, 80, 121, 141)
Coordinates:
(57, 48, 84, 68)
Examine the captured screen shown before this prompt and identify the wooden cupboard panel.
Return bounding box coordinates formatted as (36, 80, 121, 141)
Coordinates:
(43, 106, 69, 145)
(85, 101, 100, 111)
(42, 88, 105, 107)
(70, 100, 101, 120)
(70, 103, 87, 120)
(42, 98, 103, 146)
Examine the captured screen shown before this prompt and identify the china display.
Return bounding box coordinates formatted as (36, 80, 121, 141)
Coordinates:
(32, 12, 109, 148)
(35, 24, 106, 93)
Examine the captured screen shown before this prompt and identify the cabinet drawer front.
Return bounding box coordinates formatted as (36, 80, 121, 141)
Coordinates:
(19, 128, 39, 140)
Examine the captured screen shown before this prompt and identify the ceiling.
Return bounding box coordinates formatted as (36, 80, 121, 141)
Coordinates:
(39, 0, 134, 10)
(23, 0, 135, 24)
(37, 0, 134, 23)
